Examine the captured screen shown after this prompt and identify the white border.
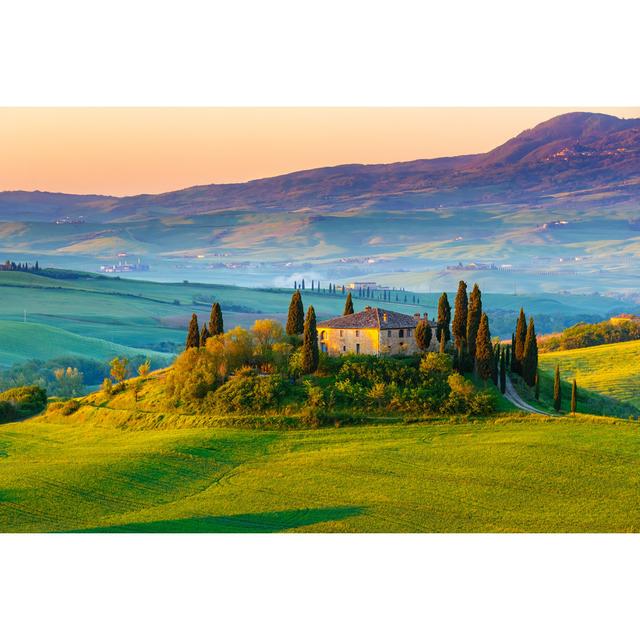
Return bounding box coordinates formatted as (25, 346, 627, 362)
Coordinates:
(1, 1, 639, 638)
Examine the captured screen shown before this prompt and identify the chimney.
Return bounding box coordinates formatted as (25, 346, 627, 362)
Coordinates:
(365, 305, 372, 311)
(423, 312, 429, 319)
(413, 313, 420, 319)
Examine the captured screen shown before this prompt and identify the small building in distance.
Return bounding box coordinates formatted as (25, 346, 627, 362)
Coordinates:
(317, 306, 437, 356)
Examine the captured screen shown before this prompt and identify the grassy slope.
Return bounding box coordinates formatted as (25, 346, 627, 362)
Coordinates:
(0, 373, 638, 533)
(539, 340, 640, 411)
(1, 413, 637, 533)
(0, 320, 169, 365)
(0, 270, 632, 358)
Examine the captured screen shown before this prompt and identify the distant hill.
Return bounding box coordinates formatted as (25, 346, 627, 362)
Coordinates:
(0, 320, 170, 366)
(1, 112, 639, 218)
(0, 112, 638, 295)
(539, 315, 640, 352)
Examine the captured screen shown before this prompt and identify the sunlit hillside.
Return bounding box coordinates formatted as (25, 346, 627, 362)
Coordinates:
(539, 340, 640, 410)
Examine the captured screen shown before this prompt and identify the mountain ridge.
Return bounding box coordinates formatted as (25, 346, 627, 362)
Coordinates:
(0, 111, 639, 219)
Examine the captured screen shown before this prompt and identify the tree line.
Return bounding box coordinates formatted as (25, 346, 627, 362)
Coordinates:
(1, 260, 40, 272)
(292, 280, 421, 305)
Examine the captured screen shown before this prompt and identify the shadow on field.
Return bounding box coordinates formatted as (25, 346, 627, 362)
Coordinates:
(76, 506, 365, 533)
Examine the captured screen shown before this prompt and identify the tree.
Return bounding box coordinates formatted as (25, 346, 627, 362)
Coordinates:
(491, 342, 499, 386)
(452, 281, 468, 357)
(301, 305, 319, 374)
(534, 372, 540, 400)
(553, 364, 562, 412)
(499, 348, 506, 394)
(436, 292, 451, 344)
(415, 319, 432, 352)
(186, 313, 200, 349)
(514, 308, 527, 375)
(343, 291, 354, 315)
(110, 356, 129, 390)
(439, 330, 447, 354)
(466, 283, 482, 363)
(200, 323, 210, 346)
(521, 317, 538, 386)
(571, 379, 578, 414)
(286, 290, 304, 335)
(138, 360, 151, 378)
(252, 318, 285, 360)
(209, 302, 224, 336)
(475, 313, 493, 384)
(133, 360, 151, 404)
(510, 333, 516, 372)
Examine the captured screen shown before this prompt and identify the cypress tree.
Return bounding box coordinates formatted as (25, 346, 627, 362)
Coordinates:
(301, 305, 319, 374)
(499, 348, 506, 394)
(209, 302, 224, 336)
(343, 291, 354, 315)
(466, 283, 482, 363)
(521, 317, 538, 386)
(514, 308, 527, 375)
(534, 372, 540, 400)
(286, 290, 304, 335)
(200, 323, 210, 346)
(415, 318, 432, 352)
(452, 281, 468, 356)
(186, 313, 200, 349)
(436, 292, 451, 344)
(571, 380, 577, 414)
(475, 313, 493, 383)
(510, 333, 516, 372)
(491, 342, 499, 386)
(553, 365, 562, 412)
(439, 330, 447, 354)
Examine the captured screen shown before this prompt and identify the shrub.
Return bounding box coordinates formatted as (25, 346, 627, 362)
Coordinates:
(0, 400, 17, 422)
(60, 399, 81, 415)
(441, 373, 495, 416)
(101, 377, 113, 396)
(300, 380, 329, 428)
(0, 385, 47, 414)
(210, 370, 285, 412)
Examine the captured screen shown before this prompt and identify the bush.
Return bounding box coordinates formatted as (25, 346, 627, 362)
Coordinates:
(300, 380, 330, 428)
(210, 370, 285, 412)
(441, 374, 496, 416)
(60, 399, 81, 415)
(0, 400, 17, 422)
(0, 385, 47, 414)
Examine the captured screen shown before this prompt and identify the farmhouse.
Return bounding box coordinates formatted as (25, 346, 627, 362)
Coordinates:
(317, 306, 437, 356)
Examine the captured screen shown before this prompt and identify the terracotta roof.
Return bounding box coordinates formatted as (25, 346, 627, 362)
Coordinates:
(317, 307, 435, 330)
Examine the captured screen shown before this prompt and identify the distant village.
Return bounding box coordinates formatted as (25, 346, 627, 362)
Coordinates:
(99, 256, 150, 274)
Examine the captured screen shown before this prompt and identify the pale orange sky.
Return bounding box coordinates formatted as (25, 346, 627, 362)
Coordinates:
(1, 107, 639, 196)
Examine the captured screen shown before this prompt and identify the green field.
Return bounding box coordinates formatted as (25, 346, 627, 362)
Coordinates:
(0, 394, 638, 533)
(0, 320, 169, 366)
(0, 270, 631, 364)
(539, 340, 640, 411)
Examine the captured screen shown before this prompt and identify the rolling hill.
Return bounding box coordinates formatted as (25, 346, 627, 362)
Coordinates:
(0, 398, 638, 532)
(0, 320, 170, 366)
(539, 340, 640, 410)
(0, 112, 638, 294)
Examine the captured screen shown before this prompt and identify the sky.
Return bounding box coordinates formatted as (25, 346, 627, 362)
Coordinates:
(1, 107, 639, 197)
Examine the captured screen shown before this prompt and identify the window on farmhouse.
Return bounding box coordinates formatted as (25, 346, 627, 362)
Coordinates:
(356, 343, 360, 354)
(387, 330, 391, 337)
(399, 329, 404, 338)
(340, 330, 343, 337)
(355, 330, 360, 337)
(407, 329, 412, 337)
